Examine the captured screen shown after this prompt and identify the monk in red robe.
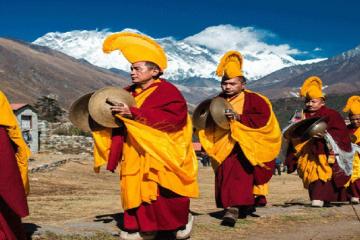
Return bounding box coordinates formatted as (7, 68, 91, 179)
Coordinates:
(343, 96, 360, 204)
(0, 90, 30, 240)
(198, 51, 281, 227)
(117, 70, 193, 237)
(92, 33, 198, 240)
(285, 76, 352, 207)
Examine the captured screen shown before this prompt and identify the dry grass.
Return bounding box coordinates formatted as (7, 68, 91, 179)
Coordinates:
(24, 155, 360, 239)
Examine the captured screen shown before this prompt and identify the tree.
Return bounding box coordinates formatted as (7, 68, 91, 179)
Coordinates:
(34, 95, 64, 122)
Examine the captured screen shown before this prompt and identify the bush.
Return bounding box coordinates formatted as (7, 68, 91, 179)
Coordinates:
(53, 125, 91, 137)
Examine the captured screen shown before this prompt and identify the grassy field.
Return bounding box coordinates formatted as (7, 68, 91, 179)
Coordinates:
(24, 155, 360, 240)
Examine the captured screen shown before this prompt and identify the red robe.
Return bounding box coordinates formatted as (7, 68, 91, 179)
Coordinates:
(109, 79, 190, 232)
(286, 106, 351, 202)
(0, 126, 29, 240)
(215, 92, 275, 208)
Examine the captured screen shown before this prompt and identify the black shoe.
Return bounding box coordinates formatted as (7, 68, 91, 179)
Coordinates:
(221, 207, 238, 227)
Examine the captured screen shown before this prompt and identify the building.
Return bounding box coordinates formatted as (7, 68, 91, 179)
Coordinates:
(11, 103, 39, 153)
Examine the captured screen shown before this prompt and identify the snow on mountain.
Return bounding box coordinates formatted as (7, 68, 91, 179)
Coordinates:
(33, 25, 326, 81)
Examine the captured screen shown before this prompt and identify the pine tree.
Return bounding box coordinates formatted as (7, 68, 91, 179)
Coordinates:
(34, 95, 64, 122)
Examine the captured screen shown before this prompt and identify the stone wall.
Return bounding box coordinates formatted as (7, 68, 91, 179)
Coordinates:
(39, 120, 93, 154)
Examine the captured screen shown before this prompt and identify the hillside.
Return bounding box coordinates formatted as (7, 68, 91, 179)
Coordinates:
(0, 38, 128, 108)
(248, 45, 360, 99)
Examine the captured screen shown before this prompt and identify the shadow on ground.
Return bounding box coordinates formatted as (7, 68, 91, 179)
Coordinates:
(95, 212, 124, 229)
(273, 202, 349, 208)
(208, 207, 260, 220)
(24, 223, 41, 239)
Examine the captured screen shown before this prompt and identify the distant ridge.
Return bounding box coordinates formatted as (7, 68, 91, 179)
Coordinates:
(248, 44, 360, 99)
(0, 38, 128, 109)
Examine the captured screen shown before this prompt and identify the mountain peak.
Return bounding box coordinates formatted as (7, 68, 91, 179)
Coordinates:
(33, 27, 325, 81)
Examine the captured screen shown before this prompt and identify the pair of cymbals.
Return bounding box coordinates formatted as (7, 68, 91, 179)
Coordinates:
(68, 92, 102, 132)
(283, 117, 328, 140)
(69, 87, 136, 132)
(192, 97, 234, 130)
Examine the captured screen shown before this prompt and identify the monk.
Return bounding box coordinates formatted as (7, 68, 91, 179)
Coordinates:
(343, 96, 360, 204)
(0, 90, 30, 239)
(198, 51, 282, 226)
(285, 76, 352, 207)
(92, 32, 198, 240)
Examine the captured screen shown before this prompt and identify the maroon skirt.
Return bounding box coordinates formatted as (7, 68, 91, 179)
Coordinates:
(123, 187, 189, 232)
(0, 198, 27, 240)
(215, 146, 255, 208)
(348, 179, 360, 198)
(308, 180, 348, 202)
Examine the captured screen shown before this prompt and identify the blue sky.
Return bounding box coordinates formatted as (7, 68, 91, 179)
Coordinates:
(1, 0, 359, 59)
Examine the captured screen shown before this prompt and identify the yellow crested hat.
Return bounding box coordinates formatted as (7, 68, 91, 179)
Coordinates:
(103, 32, 167, 70)
(216, 50, 243, 78)
(299, 76, 324, 99)
(343, 96, 360, 115)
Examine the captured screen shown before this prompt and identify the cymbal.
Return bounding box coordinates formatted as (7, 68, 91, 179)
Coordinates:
(88, 86, 136, 128)
(283, 117, 327, 140)
(209, 97, 234, 130)
(69, 92, 104, 132)
(192, 99, 212, 130)
(305, 117, 328, 138)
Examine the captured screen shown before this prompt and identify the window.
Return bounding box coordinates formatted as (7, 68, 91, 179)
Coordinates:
(21, 115, 32, 130)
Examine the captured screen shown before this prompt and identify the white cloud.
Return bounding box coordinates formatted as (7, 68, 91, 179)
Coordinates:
(184, 24, 303, 56)
(313, 47, 323, 52)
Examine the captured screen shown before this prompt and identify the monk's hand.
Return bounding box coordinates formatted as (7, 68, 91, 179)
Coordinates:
(224, 109, 240, 121)
(107, 98, 133, 119)
(312, 130, 326, 139)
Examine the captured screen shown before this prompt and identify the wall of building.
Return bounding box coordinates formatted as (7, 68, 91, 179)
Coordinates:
(15, 108, 39, 153)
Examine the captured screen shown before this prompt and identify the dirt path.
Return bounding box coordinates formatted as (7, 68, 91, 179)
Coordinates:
(24, 155, 360, 239)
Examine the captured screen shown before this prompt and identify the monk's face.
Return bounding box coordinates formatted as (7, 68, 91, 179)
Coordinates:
(350, 114, 360, 128)
(130, 62, 159, 85)
(304, 98, 325, 112)
(221, 77, 245, 97)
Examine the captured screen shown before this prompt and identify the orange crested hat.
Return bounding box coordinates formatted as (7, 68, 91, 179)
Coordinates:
(343, 96, 360, 115)
(216, 50, 243, 78)
(103, 32, 167, 70)
(299, 76, 324, 99)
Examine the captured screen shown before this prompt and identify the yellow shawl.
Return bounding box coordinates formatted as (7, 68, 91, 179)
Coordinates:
(199, 90, 282, 168)
(93, 84, 198, 210)
(350, 127, 360, 182)
(293, 139, 332, 188)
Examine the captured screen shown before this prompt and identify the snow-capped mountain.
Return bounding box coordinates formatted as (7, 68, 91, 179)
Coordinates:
(33, 25, 326, 81)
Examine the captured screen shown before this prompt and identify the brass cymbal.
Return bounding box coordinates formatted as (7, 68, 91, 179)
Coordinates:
(209, 97, 234, 130)
(192, 99, 212, 130)
(69, 92, 104, 132)
(209, 97, 233, 130)
(283, 117, 327, 140)
(88, 86, 136, 128)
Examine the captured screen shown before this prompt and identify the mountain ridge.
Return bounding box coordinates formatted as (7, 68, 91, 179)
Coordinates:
(33, 28, 325, 81)
(247, 44, 360, 98)
(0, 38, 129, 108)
